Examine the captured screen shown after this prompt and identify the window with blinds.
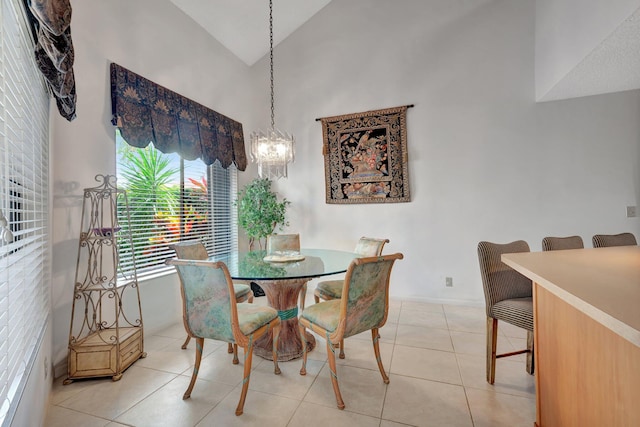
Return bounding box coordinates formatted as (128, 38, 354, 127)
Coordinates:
(0, 0, 51, 424)
(115, 132, 238, 279)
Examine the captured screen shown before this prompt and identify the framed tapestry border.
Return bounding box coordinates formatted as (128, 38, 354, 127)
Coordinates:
(319, 105, 411, 204)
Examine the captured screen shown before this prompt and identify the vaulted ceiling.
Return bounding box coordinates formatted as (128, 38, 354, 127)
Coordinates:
(169, 0, 333, 66)
(169, 0, 640, 101)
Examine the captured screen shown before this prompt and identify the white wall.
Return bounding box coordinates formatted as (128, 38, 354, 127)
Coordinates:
(47, 0, 640, 390)
(49, 0, 255, 378)
(258, 0, 640, 303)
(535, 0, 640, 100)
(9, 324, 50, 427)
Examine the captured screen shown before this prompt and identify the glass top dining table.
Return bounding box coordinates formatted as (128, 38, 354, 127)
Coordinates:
(210, 248, 358, 282)
(209, 248, 358, 361)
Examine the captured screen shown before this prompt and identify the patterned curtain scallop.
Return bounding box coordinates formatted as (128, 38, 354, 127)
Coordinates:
(26, 0, 77, 121)
(110, 63, 247, 170)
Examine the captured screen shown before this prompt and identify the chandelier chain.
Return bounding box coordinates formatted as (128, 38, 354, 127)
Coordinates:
(269, 0, 275, 129)
(250, 0, 294, 180)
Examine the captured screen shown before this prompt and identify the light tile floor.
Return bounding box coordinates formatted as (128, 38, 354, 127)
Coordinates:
(46, 293, 536, 427)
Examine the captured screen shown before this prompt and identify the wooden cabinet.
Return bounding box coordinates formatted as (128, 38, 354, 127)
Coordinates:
(503, 247, 640, 427)
(64, 175, 145, 384)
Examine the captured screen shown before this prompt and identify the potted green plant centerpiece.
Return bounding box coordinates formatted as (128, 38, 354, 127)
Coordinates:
(235, 178, 290, 251)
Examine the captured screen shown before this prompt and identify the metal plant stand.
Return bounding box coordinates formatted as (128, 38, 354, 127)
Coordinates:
(64, 174, 145, 384)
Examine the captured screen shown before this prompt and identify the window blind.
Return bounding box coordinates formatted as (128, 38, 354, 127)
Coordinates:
(0, 0, 51, 424)
(210, 158, 238, 255)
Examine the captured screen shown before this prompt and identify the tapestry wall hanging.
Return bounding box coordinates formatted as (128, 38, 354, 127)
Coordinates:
(319, 105, 411, 204)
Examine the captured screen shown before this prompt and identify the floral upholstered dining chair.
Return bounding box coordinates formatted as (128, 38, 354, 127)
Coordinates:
(170, 241, 253, 363)
(298, 253, 403, 410)
(166, 258, 281, 416)
(312, 236, 389, 358)
(266, 233, 308, 308)
(266, 233, 301, 253)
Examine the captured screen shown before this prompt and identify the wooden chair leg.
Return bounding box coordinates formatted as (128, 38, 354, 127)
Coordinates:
(371, 328, 389, 384)
(486, 317, 498, 384)
(181, 335, 191, 350)
(272, 323, 281, 375)
(326, 339, 345, 410)
(299, 323, 308, 376)
(526, 329, 534, 375)
(235, 343, 254, 416)
(183, 337, 204, 399)
(230, 292, 249, 361)
(232, 343, 239, 364)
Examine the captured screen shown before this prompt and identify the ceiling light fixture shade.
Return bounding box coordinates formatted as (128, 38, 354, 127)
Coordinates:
(250, 128, 294, 179)
(250, 0, 294, 180)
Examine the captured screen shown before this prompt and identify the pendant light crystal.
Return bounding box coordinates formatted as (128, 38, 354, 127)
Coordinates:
(250, 0, 294, 180)
(250, 128, 294, 179)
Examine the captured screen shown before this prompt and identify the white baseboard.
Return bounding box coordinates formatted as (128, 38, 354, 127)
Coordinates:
(53, 359, 67, 381)
(390, 295, 484, 307)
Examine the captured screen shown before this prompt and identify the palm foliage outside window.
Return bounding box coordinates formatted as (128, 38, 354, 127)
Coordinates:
(115, 131, 237, 279)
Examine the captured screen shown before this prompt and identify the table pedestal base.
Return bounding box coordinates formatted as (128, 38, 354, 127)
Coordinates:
(254, 325, 316, 361)
(251, 278, 315, 361)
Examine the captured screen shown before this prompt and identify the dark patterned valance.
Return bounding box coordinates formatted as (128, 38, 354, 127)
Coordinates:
(25, 0, 77, 121)
(110, 63, 247, 170)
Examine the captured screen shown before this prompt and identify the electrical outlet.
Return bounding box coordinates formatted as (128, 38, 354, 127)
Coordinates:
(445, 277, 453, 287)
(627, 206, 637, 218)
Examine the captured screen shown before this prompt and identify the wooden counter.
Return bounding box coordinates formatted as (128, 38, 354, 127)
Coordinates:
(502, 246, 640, 427)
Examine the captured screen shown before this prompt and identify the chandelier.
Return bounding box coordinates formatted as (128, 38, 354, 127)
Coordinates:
(250, 0, 294, 180)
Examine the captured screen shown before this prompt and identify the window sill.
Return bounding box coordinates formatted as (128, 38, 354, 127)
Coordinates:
(119, 267, 176, 286)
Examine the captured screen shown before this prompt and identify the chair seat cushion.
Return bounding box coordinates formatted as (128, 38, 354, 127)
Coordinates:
(237, 303, 278, 335)
(315, 280, 343, 300)
(233, 283, 252, 300)
(491, 297, 533, 331)
(300, 299, 341, 332)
